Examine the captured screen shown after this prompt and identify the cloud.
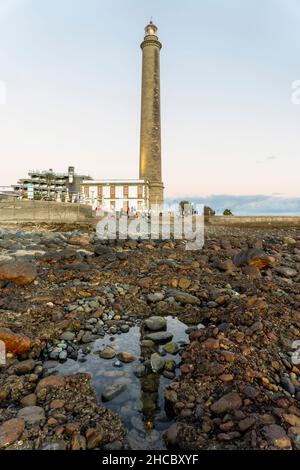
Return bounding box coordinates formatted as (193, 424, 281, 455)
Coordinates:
(256, 155, 279, 164)
(267, 156, 278, 160)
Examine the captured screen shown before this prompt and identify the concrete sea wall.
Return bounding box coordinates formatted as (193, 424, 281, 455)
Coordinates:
(206, 216, 300, 227)
(0, 200, 93, 223)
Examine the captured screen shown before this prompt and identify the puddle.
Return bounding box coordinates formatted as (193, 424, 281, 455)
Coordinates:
(51, 316, 190, 450)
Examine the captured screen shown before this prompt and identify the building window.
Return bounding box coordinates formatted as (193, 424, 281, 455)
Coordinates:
(115, 186, 123, 198)
(110, 186, 115, 199)
(103, 186, 110, 198)
(129, 186, 137, 198)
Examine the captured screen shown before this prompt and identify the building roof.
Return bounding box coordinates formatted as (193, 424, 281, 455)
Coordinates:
(82, 179, 146, 184)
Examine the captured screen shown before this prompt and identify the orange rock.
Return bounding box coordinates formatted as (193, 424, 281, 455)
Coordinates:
(0, 418, 25, 449)
(202, 338, 220, 350)
(36, 375, 65, 392)
(0, 328, 31, 355)
(283, 414, 300, 427)
(50, 399, 65, 409)
(219, 374, 234, 382)
(178, 278, 191, 289)
(0, 260, 37, 285)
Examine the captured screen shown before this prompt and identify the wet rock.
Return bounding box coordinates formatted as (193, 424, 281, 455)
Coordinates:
(145, 316, 167, 331)
(0, 328, 31, 355)
(120, 325, 130, 333)
(134, 365, 146, 378)
(18, 406, 45, 425)
(141, 339, 155, 348)
(163, 370, 175, 379)
(151, 353, 165, 373)
(0, 418, 25, 449)
(99, 346, 116, 359)
(164, 423, 181, 447)
(117, 352, 136, 363)
(0, 260, 37, 285)
(163, 342, 179, 354)
(145, 331, 174, 343)
(102, 383, 127, 402)
(164, 360, 176, 371)
(60, 331, 76, 341)
(211, 392, 242, 415)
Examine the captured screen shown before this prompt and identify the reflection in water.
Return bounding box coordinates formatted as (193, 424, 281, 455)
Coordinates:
(51, 316, 189, 450)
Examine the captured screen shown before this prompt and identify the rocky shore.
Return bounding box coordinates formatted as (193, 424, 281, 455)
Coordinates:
(0, 225, 300, 450)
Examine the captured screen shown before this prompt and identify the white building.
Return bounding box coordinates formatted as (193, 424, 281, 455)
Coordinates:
(80, 179, 150, 212)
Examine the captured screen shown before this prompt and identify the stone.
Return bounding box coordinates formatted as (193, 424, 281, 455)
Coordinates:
(233, 248, 273, 269)
(14, 359, 36, 375)
(145, 316, 167, 331)
(283, 237, 296, 245)
(164, 360, 176, 371)
(134, 365, 146, 377)
(202, 338, 220, 350)
(71, 433, 86, 450)
(99, 346, 116, 359)
(60, 331, 75, 341)
(164, 423, 181, 447)
(211, 392, 242, 415)
(20, 394, 37, 407)
(276, 266, 298, 278)
(238, 416, 256, 432)
(262, 424, 291, 449)
(147, 293, 164, 302)
(117, 352, 136, 363)
(120, 325, 130, 333)
(59, 350, 67, 361)
(86, 427, 104, 449)
(178, 278, 191, 289)
(50, 399, 65, 409)
(166, 289, 200, 305)
(145, 331, 173, 343)
(0, 260, 37, 285)
(0, 328, 31, 355)
(18, 406, 45, 425)
(102, 383, 127, 401)
(163, 342, 179, 354)
(243, 385, 259, 399)
(163, 370, 175, 379)
(36, 375, 65, 392)
(0, 418, 25, 449)
(141, 339, 154, 348)
(94, 245, 113, 257)
(282, 414, 300, 427)
(281, 377, 295, 395)
(151, 353, 165, 373)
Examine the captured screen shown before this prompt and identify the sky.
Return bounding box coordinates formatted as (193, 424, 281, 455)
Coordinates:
(0, 0, 300, 210)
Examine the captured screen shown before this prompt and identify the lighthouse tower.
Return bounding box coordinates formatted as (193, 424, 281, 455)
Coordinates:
(139, 21, 164, 208)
